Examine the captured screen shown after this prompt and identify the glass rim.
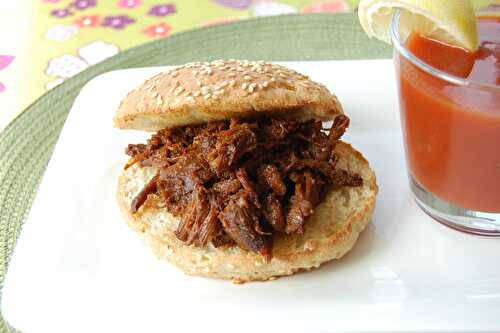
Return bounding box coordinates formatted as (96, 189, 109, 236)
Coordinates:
(390, 10, 500, 92)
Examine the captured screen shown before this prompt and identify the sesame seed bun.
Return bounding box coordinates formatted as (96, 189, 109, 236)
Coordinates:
(114, 60, 343, 131)
(117, 142, 378, 283)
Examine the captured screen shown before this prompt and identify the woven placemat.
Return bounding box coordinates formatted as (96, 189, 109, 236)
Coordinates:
(0, 13, 390, 332)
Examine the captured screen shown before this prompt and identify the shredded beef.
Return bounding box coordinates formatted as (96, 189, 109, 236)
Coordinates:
(257, 164, 287, 197)
(208, 125, 257, 175)
(219, 190, 272, 260)
(131, 174, 158, 213)
(212, 178, 242, 197)
(262, 194, 286, 232)
(286, 171, 325, 234)
(126, 115, 362, 260)
(175, 185, 210, 245)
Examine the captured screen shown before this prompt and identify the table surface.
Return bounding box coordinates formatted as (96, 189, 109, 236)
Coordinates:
(0, 2, 498, 332)
(0, 0, 496, 130)
(5, 60, 500, 333)
(0, 10, 395, 331)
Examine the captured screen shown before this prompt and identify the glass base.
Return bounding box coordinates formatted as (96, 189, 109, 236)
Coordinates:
(410, 176, 500, 237)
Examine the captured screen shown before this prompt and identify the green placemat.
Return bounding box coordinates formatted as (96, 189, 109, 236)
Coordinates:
(0, 13, 390, 332)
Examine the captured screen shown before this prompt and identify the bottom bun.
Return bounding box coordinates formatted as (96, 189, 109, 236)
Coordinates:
(117, 141, 378, 282)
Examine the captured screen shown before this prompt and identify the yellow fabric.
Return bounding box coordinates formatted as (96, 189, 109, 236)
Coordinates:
(0, 0, 496, 129)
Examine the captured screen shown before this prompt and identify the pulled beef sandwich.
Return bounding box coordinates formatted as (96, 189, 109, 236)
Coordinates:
(115, 60, 378, 282)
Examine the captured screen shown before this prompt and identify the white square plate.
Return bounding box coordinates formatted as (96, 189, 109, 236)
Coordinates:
(3, 61, 500, 333)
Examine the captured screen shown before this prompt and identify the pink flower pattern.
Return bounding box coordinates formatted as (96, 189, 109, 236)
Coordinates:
(148, 3, 176, 17)
(142, 22, 173, 38)
(72, 0, 97, 10)
(101, 15, 135, 29)
(303, 1, 349, 13)
(51, 8, 73, 18)
(74, 15, 101, 27)
(38, 0, 360, 97)
(117, 0, 142, 8)
(0, 55, 15, 93)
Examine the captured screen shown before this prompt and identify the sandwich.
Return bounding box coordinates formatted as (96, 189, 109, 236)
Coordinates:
(115, 60, 378, 282)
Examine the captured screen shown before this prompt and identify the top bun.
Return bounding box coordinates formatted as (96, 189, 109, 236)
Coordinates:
(114, 60, 343, 131)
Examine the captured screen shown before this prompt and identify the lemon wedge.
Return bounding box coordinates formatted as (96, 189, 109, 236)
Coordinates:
(358, 0, 479, 51)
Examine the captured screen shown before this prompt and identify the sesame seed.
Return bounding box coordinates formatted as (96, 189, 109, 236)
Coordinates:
(262, 81, 269, 88)
(228, 72, 236, 78)
(193, 91, 201, 97)
(220, 81, 228, 88)
(156, 95, 162, 105)
(248, 86, 254, 93)
(241, 83, 248, 90)
(258, 84, 263, 90)
(204, 94, 211, 100)
(244, 75, 251, 81)
(151, 91, 159, 98)
(187, 96, 195, 102)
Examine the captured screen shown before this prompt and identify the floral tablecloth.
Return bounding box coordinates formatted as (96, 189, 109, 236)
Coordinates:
(0, 0, 495, 130)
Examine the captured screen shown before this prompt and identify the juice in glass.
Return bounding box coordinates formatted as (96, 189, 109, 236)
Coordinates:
(392, 12, 500, 234)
